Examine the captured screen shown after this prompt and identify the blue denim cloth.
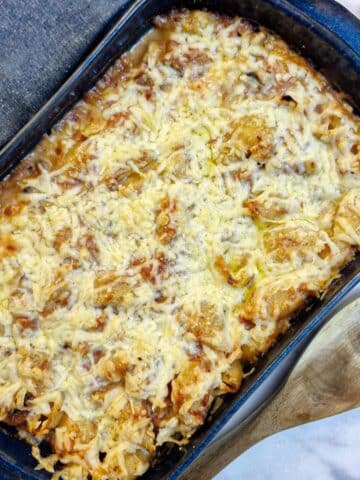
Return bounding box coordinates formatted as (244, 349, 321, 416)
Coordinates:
(0, 0, 127, 149)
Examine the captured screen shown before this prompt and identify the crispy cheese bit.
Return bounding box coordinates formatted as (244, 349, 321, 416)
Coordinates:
(171, 359, 214, 429)
(53, 227, 72, 251)
(239, 281, 313, 324)
(214, 254, 254, 287)
(42, 286, 71, 317)
(230, 114, 273, 161)
(98, 352, 129, 382)
(79, 234, 100, 262)
(245, 196, 288, 221)
(262, 225, 332, 263)
(220, 359, 243, 393)
(0, 234, 18, 259)
(333, 189, 360, 246)
(4, 409, 29, 426)
(155, 196, 177, 245)
(27, 394, 64, 436)
(94, 271, 132, 308)
(13, 315, 37, 331)
(3, 201, 27, 217)
(77, 104, 107, 138)
(178, 302, 223, 349)
(53, 415, 97, 455)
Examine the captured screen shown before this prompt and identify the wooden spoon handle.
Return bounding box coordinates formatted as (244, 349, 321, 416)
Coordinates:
(181, 388, 294, 480)
(182, 298, 360, 480)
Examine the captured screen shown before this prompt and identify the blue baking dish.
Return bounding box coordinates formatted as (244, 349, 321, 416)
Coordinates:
(0, 0, 359, 479)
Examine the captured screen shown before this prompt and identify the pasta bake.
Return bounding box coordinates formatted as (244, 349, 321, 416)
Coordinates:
(0, 9, 359, 480)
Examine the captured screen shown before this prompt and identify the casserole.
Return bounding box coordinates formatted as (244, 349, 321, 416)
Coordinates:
(0, 0, 358, 480)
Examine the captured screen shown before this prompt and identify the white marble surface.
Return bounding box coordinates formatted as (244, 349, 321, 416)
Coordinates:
(215, 2, 360, 479)
(339, 0, 360, 15)
(217, 408, 360, 480)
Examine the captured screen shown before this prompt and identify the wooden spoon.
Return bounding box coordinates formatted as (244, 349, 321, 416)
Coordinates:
(182, 297, 360, 480)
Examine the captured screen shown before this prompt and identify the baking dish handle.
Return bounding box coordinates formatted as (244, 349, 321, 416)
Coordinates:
(289, 0, 360, 57)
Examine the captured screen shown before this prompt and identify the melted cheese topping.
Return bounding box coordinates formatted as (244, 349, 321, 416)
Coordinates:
(0, 10, 359, 480)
